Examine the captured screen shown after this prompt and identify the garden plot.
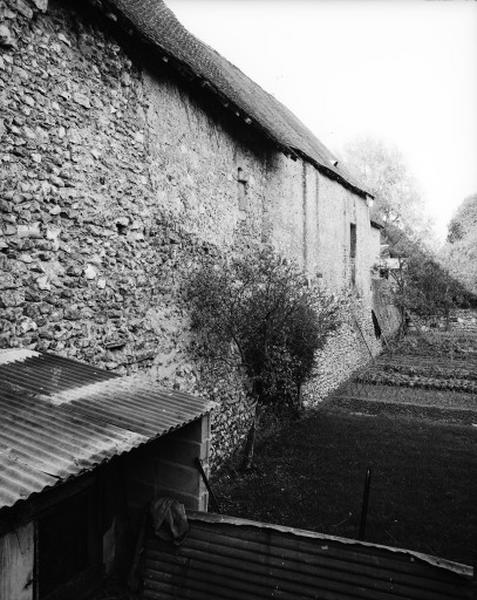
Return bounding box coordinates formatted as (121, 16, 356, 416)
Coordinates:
(329, 331, 477, 424)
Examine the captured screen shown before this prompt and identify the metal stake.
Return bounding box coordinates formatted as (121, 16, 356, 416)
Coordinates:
(358, 467, 372, 540)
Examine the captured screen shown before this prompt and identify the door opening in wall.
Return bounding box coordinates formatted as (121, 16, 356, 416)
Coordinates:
(37, 486, 100, 600)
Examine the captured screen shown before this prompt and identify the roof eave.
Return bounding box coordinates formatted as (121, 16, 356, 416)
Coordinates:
(92, 0, 371, 198)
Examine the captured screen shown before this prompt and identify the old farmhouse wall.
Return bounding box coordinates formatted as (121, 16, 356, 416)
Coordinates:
(0, 1, 393, 466)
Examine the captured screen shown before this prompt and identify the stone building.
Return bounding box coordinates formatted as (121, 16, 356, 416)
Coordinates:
(0, 0, 398, 466)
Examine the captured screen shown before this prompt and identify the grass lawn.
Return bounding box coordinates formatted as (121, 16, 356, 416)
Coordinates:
(213, 409, 477, 566)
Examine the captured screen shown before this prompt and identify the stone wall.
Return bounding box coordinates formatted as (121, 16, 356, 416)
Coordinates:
(450, 309, 477, 333)
(304, 293, 381, 403)
(0, 0, 385, 467)
(419, 308, 477, 334)
(371, 277, 402, 340)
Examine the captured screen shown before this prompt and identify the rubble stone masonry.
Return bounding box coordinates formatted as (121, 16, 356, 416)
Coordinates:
(0, 1, 396, 466)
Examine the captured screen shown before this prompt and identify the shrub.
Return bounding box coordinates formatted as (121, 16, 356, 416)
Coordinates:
(185, 245, 340, 466)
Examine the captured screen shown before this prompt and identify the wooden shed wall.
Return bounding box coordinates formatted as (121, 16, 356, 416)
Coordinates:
(0, 522, 34, 600)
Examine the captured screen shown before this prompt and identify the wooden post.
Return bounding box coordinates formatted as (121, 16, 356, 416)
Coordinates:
(353, 315, 374, 360)
(194, 458, 220, 513)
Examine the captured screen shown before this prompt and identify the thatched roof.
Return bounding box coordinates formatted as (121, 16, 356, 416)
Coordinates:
(106, 0, 370, 199)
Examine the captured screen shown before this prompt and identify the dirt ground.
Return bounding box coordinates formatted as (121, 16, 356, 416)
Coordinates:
(213, 330, 477, 567)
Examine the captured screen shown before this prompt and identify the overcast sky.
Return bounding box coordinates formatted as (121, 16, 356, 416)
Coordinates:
(167, 0, 477, 240)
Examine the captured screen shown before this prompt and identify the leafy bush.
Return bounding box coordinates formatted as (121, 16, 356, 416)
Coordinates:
(185, 246, 340, 465)
(384, 224, 471, 328)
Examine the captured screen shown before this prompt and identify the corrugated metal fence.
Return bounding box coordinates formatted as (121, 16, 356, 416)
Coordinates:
(142, 512, 473, 600)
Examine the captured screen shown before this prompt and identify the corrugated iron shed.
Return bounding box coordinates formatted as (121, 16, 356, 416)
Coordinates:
(0, 349, 214, 511)
(143, 511, 473, 600)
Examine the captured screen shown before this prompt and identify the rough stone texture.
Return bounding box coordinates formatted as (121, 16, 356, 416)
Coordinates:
(304, 294, 381, 403)
(451, 308, 477, 333)
(0, 1, 398, 467)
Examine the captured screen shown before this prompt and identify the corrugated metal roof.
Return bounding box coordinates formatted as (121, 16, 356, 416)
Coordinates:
(0, 349, 214, 511)
(143, 511, 473, 600)
(104, 0, 370, 199)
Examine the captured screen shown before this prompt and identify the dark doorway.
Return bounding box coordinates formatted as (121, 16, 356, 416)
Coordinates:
(38, 487, 100, 599)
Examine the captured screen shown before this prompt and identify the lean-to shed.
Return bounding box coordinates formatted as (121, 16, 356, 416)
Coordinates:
(0, 348, 214, 600)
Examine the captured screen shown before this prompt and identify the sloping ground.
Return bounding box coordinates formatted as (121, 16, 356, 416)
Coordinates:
(142, 512, 473, 600)
(137, 328, 477, 598)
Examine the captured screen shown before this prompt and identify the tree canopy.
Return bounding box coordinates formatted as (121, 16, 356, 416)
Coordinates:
(441, 194, 477, 297)
(342, 136, 431, 238)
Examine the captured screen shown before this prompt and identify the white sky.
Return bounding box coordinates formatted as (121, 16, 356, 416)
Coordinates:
(167, 0, 477, 240)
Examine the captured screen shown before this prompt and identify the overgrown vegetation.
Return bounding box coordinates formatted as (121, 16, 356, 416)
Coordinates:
(383, 225, 471, 329)
(185, 246, 340, 467)
(441, 193, 477, 297)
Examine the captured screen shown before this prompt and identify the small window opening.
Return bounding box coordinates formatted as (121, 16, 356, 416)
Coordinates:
(237, 167, 248, 212)
(237, 167, 247, 184)
(116, 219, 128, 235)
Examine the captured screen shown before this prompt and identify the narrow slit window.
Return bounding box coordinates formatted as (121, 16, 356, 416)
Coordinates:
(350, 223, 357, 285)
(350, 223, 357, 259)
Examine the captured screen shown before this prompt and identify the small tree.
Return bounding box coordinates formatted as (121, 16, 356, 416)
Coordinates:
(185, 246, 339, 468)
(441, 194, 477, 297)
